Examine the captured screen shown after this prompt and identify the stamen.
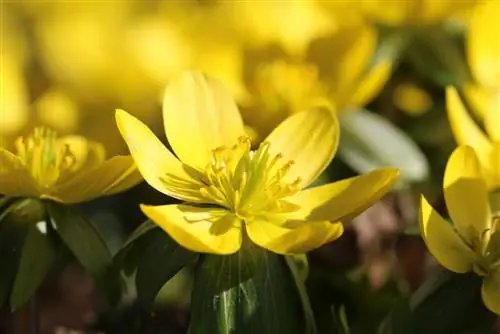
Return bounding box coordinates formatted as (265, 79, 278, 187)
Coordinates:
(197, 137, 301, 220)
(14, 127, 80, 188)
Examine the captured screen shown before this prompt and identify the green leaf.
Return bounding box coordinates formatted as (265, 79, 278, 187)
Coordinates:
(410, 270, 496, 334)
(338, 110, 429, 183)
(115, 220, 157, 276)
(135, 227, 198, 308)
(379, 269, 496, 334)
(10, 221, 56, 311)
(189, 243, 308, 334)
(0, 207, 28, 306)
(46, 201, 112, 277)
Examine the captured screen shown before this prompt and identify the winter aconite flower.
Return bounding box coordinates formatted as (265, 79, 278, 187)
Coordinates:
(116, 71, 399, 255)
(0, 128, 142, 203)
(420, 145, 500, 314)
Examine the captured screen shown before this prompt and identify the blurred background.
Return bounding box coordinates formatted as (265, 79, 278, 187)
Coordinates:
(1, 0, 497, 333)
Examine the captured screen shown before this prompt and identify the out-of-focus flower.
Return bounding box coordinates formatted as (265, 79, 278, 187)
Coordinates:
(1, 9, 29, 137)
(243, 60, 326, 141)
(393, 82, 433, 116)
(360, 0, 477, 26)
(235, 1, 335, 56)
(0, 54, 29, 137)
(420, 145, 500, 314)
(447, 87, 500, 190)
(306, 23, 392, 112)
(35, 88, 80, 133)
(0, 128, 142, 203)
(116, 71, 399, 255)
(464, 0, 500, 118)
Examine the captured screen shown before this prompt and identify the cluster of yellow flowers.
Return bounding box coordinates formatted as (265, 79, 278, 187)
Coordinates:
(1, 0, 499, 316)
(420, 0, 500, 314)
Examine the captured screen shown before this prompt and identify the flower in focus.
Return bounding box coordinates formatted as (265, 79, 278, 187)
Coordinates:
(0, 129, 142, 203)
(359, 0, 477, 26)
(116, 71, 399, 255)
(420, 145, 500, 314)
(447, 87, 500, 190)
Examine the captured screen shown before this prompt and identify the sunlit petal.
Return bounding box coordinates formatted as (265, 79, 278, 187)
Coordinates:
(141, 204, 242, 255)
(263, 106, 339, 187)
(0, 148, 39, 197)
(162, 71, 245, 170)
(246, 219, 343, 254)
(481, 270, 500, 315)
(290, 168, 399, 222)
(351, 60, 392, 108)
(444, 145, 491, 242)
(420, 195, 476, 273)
(115, 109, 205, 202)
(446, 87, 492, 166)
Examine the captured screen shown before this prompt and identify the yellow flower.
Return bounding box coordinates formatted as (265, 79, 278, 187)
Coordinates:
(462, 0, 500, 124)
(446, 87, 500, 190)
(116, 71, 399, 255)
(0, 128, 142, 203)
(360, 0, 477, 26)
(420, 145, 500, 314)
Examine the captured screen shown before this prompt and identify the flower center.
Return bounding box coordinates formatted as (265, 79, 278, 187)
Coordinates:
(199, 136, 302, 221)
(14, 128, 76, 188)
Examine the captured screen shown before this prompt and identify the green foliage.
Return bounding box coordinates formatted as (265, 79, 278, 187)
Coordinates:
(189, 242, 310, 334)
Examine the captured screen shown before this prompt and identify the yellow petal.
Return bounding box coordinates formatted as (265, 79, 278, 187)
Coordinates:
(485, 94, 500, 142)
(351, 60, 392, 108)
(334, 24, 376, 98)
(0, 148, 40, 197)
(419, 195, 476, 273)
(115, 109, 205, 202)
(481, 270, 500, 315)
(444, 145, 491, 243)
(468, 0, 500, 88)
(45, 156, 142, 204)
(141, 204, 242, 255)
(446, 87, 493, 166)
(263, 106, 339, 187)
(246, 219, 343, 254)
(290, 168, 400, 222)
(162, 71, 245, 170)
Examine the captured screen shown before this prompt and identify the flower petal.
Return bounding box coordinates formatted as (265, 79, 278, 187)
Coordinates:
(246, 219, 343, 254)
(115, 109, 205, 202)
(468, 0, 500, 88)
(444, 145, 491, 243)
(351, 60, 392, 108)
(419, 195, 476, 273)
(263, 105, 339, 187)
(481, 270, 500, 315)
(141, 204, 242, 255)
(46, 156, 142, 204)
(0, 148, 39, 197)
(162, 71, 245, 170)
(289, 168, 399, 222)
(446, 87, 493, 167)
